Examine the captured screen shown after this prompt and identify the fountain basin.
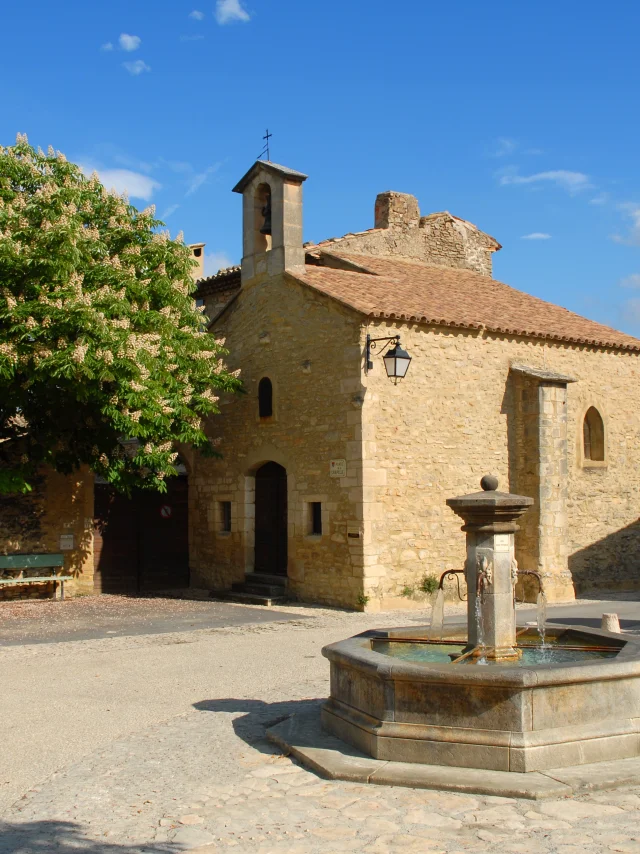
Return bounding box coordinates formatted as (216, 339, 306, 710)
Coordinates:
(322, 624, 640, 773)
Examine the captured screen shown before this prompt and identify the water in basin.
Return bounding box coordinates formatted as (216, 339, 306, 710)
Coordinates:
(371, 639, 620, 666)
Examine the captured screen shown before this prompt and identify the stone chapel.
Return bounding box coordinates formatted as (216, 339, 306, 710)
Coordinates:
(190, 159, 640, 611)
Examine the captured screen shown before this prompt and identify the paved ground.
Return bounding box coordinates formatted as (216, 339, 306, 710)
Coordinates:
(2, 593, 640, 853)
(0, 594, 306, 646)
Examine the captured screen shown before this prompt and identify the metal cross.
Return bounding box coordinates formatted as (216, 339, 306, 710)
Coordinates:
(258, 128, 272, 161)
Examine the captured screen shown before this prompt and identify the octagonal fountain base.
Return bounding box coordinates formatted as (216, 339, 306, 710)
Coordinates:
(267, 622, 640, 799)
(320, 624, 640, 774)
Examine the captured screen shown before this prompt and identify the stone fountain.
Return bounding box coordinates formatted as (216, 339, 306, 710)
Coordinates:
(319, 477, 640, 774)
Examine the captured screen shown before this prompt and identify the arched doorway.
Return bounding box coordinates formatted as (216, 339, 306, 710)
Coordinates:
(254, 462, 287, 576)
(93, 469, 190, 593)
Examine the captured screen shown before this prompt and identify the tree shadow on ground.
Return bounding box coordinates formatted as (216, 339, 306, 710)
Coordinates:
(193, 697, 324, 756)
(0, 820, 172, 854)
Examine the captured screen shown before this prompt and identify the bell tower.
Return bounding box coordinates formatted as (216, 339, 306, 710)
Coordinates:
(232, 160, 307, 282)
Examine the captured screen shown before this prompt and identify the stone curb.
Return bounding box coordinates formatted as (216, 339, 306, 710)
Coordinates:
(267, 709, 640, 801)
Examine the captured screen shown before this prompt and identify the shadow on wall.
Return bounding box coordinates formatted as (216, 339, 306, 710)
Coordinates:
(569, 518, 640, 595)
(0, 820, 173, 854)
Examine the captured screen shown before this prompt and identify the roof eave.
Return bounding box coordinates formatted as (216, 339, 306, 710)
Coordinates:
(232, 161, 308, 194)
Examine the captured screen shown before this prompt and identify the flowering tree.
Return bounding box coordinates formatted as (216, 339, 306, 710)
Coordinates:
(0, 135, 241, 494)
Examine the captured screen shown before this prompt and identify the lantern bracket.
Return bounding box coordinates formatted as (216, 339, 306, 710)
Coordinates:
(365, 334, 400, 373)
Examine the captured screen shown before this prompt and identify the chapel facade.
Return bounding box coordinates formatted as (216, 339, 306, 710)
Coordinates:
(189, 159, 640, 610)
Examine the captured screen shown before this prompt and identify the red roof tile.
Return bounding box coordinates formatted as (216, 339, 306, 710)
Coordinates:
(291, 253, 640, 352)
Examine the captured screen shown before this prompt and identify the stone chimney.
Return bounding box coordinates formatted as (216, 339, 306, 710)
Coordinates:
(232, 161, 308, 283)
(188, 243, 205, 282)
(374, 192, 420, 230)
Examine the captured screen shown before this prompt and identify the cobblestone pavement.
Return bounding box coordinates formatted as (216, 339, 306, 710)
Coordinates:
(2, 596, 640, 854)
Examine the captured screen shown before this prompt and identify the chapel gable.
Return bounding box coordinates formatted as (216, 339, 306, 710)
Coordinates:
(310, 191, 501, 277)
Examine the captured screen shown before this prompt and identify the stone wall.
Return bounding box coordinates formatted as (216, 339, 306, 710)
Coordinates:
(361, 321, 640, 608)
(0, 468, 94, 599)
(313, 192, 499, 277)
(191, 284, 640, 609)
(189, 271, 368, 608)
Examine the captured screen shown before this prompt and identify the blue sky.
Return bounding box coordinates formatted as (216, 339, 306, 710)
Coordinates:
(2, 0, 640, 334)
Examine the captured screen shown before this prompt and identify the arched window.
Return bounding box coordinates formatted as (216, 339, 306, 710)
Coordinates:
(583, 407, 605, 461)
(253, 183, 272, 254)
(258, 377, 273, 418)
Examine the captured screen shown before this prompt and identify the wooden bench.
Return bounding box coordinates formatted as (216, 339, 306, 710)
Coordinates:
(0, 554, 73, 600)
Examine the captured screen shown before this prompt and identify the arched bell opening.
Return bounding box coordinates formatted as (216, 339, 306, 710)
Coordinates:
(253, 182, 272, 253)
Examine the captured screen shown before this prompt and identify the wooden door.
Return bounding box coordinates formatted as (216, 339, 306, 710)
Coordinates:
(93, 476, 189, 593)
(93, 484, 138, 593)
(254, 462, 288, 576)
(138, 476, 190, 591)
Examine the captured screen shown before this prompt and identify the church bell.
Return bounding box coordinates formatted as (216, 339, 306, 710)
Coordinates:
(260, 196, 272, 236)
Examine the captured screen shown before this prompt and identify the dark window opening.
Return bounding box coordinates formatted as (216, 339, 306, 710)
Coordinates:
(193, 247, 202, 258)
(309, 502, 322, 535)
(219, 501, 232, 532)
(583, 407, 605, 462)
(258, 377, 273, 418)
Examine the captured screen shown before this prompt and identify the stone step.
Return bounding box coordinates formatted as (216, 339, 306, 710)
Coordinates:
(220, 592, 288, 607)
(232, 582, 286, 597)
(243, 573, 288, 588)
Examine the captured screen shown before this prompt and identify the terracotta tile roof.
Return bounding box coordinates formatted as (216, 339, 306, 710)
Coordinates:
(194, 266, 241, 297)
(291, 253, 640, 352)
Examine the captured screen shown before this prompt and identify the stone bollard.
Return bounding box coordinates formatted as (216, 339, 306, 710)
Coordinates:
(602, 613, 621, 633)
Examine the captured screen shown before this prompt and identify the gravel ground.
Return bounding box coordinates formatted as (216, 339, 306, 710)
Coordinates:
(0, 592, 309, 646)
(1, 593, 639, 854)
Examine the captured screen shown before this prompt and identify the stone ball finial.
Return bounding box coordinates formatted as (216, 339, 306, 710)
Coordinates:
(480, 474, 499, 492)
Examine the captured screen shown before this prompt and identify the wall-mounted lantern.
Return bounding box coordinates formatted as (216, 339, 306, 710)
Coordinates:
(366, 334, 412, 380)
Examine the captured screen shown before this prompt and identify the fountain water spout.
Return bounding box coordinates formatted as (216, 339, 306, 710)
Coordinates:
(438, 569, 467, 600)
(516, 569, 544, 597)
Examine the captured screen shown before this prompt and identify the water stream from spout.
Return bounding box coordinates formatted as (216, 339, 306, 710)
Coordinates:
(536, 589, 549, 662)
(427, 588, 445, 640)
(474, 593, 488, 665)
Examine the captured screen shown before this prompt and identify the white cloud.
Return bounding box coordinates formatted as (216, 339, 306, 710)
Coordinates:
(119, 33, 141, 52)
(589, 193, 609, 205)
(620, 274, 640, 289)
(101, 42, 114, 51)
(498, 169, 592, 195)
(189, 9, 205, 19)
(80, 165, 160, 201)
(492, 137, 517, 157)
(215, 0, 250, 24)
(186, 164, 220, 196)
(161, 204, 180, 220)
(123, 60, 151, 76)
(612, 204, 640, 245)
(205, 251, 234, 275)
(521, 232, 551, 240)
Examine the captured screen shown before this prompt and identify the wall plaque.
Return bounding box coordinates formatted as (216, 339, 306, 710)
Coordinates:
(494, 533, 511, 552)
(59, 533, 74, 551)
(330, 459, 347, 478)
